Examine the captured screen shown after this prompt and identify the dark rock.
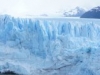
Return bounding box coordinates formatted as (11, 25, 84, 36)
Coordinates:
(0, 70, 19, 75)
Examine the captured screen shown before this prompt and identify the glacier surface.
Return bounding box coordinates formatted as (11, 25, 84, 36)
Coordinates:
(0, 15, 100, 75)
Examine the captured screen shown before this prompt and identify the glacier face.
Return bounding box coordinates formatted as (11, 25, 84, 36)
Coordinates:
(0, 15, 100, 75)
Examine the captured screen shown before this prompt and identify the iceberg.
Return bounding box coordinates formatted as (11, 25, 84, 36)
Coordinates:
(0, 15, 100, 75)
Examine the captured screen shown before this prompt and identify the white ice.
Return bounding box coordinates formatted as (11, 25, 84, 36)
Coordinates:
(0, 15, 100, 75)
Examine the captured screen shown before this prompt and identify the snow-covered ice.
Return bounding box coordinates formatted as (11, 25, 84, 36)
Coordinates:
(0, 15, 100, 75)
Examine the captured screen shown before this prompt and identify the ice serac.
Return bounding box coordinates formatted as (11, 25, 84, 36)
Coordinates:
(0, 15, 100, 75)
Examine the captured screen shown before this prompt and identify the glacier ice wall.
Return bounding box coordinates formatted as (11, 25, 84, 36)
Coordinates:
(0, 15, 100, 75)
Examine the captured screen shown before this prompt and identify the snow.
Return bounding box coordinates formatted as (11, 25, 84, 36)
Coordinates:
(0, 15, 100, 75)
(63, 7, 86, 17)
(89, 6, 100, 12)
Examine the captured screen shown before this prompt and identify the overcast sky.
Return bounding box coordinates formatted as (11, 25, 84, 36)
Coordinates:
(0, 0, 100, 16)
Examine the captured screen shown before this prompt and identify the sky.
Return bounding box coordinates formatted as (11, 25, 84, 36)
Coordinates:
(0, 0, 100, 16)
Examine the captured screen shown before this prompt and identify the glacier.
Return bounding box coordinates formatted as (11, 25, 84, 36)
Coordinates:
(0, 15, 100, 75)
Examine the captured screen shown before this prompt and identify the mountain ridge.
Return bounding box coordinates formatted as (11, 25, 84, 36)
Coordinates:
(81, 6, 100, 19)
(63, 7, 86, 17)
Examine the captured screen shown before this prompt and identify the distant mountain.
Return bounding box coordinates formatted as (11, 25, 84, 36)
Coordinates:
(81, 6, 100, 19)
(24, 7, 86, 17)
(63, 7, 86, 17)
